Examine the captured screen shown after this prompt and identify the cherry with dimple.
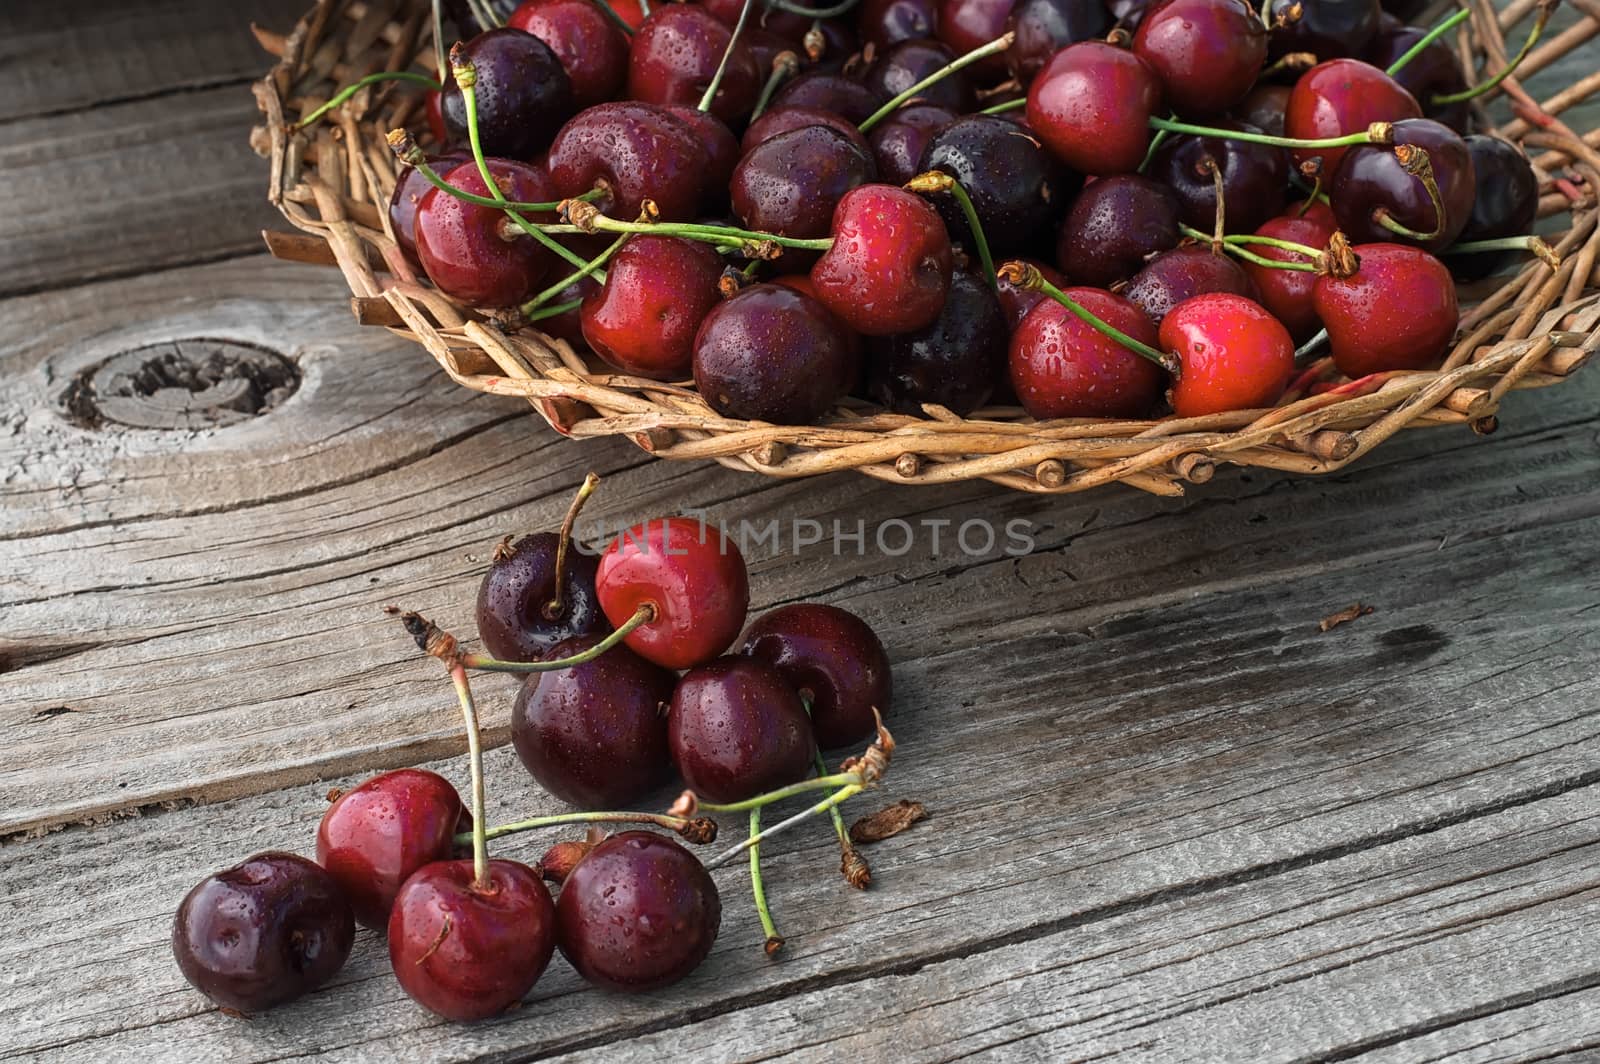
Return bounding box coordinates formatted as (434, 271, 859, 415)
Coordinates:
(1026, 41, 1165, 176)
(546, 101, 713, 222)
(810, 183, 955, 336)
(740, 603, 893, 749)
(669, 656, 817, 803)
(1149, 121, 1289, 236)
(694, 282, 860, 424)
(1162, 293, 1295, 418)
(414, 159, 558, 308)
(581, 236, 724, 379)
(1314, 240, 1458, 376)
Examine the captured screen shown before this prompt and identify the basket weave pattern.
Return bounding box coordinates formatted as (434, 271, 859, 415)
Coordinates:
(254, 0, 1600, 496)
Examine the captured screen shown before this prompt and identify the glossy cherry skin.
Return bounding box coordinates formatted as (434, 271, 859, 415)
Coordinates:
(511, 635, 675, 808)
(866, 39, 977, 113)
(703, 0, 815, 41)
(1450, 135, 1539, 281)
(581, 236, 723, 379)
(1027, 41, 1165, 176)
(1240, 204, 1338, 342)
(918, 115, 1077, 256)
(1134, 0, 1267, 116)
(415, 159, 558, 308)
(476, 531, 610, 662)
(732, 125, 878, 244)
(867, 268, 1006, 416)
(668, 656, 816, 802)
(556, 831, 721, 992)
(1006, 0, 1111, 82)
(740, 604, 891, 749)
(1268, 0, 1380, 59)
(1124, 244, 1260, 326)
(1150, 122, 1289, 235)
(440, 28, 574, 160)
(315, 770, 466, 930)
(811, 184, 954, 336)
(509, 0, 629, 108)
(741, 107, 873, 155)
(596, 516, 750, 670)
(1235, 82, 1292, 137)
(547, 101, 711, 222)
(388, 859, 555, 1021)
(534, 274, 600, 349)
(1330, 118, 1476, 253)
(628, 7, 761, 122)
(861, 0, 939, 49)
(665, 105, 742, 212)
(173, 852, 355, 1013)
(1314, 242, 1457, 376)
(1009, 286, 1167, 419)
(1363, 21, 1470, 133)
(1284, 58, 1421, 174)
(938, 0, 1017, 79)
(1056, 174, 1181, 287)
(868, 103, 957, 185)
(694, 283, 859, 424)
(997, 257, 1067, 329)
(1163, 293, 1294, 417)
(389, 151, 472, 269)
(771, 72, 886, 124)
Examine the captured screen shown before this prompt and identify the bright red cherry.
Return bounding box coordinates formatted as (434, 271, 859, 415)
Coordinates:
(596, 516, 751, 670)
(1027, 41, 1164, 175)
(1313, 242, 1457, 377)
(509, 0, 629, 108)
(669, 656, 817, 802)
(1240, 205, 1338, 343)
(388, 859, 555, 1021)
(580, 236, 723, 379)
(628, 5, 761, 122)
(546, 101, 712, 222)
(1009, 286, 1167, 419)
(740, 603, 893, 749)
(1284, 58, 1421, 174)
(415, 159, 558, 308)
(1133, 0, 1267, 116)
(1162, 293, 1294, 417)
(316, 769, 467, 930)
(389, 150, 472, 270)
(810, 184, 954, 336)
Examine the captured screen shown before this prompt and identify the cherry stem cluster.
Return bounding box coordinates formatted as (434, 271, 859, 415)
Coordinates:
(1176, 224, 1324, 273)
(464, 809, 712, 845)
(858, 31, 1016, 133)
(1147, 117, 1394, 153)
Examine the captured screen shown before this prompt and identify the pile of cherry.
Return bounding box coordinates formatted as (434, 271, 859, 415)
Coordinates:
(358, 0, 1563, 428)
(172, 478, 896, 1022)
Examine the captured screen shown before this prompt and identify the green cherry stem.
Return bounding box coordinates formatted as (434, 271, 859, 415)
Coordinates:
(700, 0, 756, 112)
(296, 71, 443, 132)
(980, 97, 1026, 116)
(905, 170, 996, 289)
(750, 808, 784, 954)
(1139, 121, 1174, 174)
(547, 472, 601, 619)
(1444, 234, 1560, 266)
(520, 234, 626, 315)
(704, 784, 865, 869)
(389, 603, 654, 674)
(1147, 116, 1396, 153)
(432, 0, 448, 85)
(997, 261, 1182, 375)
(751, 51, 801, 121)
(1385, 7, 1472, 77)
(1176, 224, 1323, 272)
(585, 0, 638, 36)
(387, 133, 605, 213)
(556, 199, 833, 252)
(462, 809, 715, 845)
(858, 31, 1017, 133)
(525, 297, 585, 323)
(692, 772, 864, 813)
(814, 748, 869, 888)
(447, 660, 491, 887)
(1432, 0, 1554, 106)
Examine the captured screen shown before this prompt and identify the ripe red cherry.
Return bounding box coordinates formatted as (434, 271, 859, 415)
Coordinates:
(546, 101, 711, 221)
(1133, 0, 1267, 116)
(509, 0, 629, 108)
(388, 859, 555, 1021)
(580, 236, 723, 379)
(388, 150, 472, 269)
(1313, 242, 1457, 376)
(811, 184, 954, 336)
(1162, 293, 1294, 417)
(475, 531, 610, 662)
(669, 656, 816, 802)
(555, 831, 721, 992)
(1240, 204, 1338, 342)
(316, 769, 467, 930)
(511, 635, 675, 808)
(665, 105, 741, 212)
(1284, 58, 1421, 174)
(1329, 118, 1476, 253)
(1009, 286, 1167, 419)
(1125, 244, 1260, 326)
(741, 107, 873, 155)
(1027, 41, 1164, 175)
(1056, 174, 1181, 287)
(596, 516, 750, 670)
(732, 125, 878, 243)
(938, 0, 1017, 79)
(740, 603, 893, 749)
(440, 28, 574, 160)
(415, 159, 558, 308)
(867, 103, 958, 185)
(628, 6, 761, 121)
(694, 283, 859, 424)
(173, 853, 354, 1014)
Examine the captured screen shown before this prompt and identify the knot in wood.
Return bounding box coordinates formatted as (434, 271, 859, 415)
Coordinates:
(66, 340, 299, 430)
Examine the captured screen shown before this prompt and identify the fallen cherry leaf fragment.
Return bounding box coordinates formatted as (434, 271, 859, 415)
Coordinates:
(1318, 603, 1375, 633)
(850, 800, 927, 844)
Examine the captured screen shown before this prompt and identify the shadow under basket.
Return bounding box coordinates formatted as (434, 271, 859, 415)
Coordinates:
(253, 0, 1600, 496)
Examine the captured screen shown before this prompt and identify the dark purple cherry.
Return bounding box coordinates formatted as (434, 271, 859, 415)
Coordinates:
(1056, 173, 1181, 287)
(918, 115, 1078, 256)
(866, 39, 977, 113)
(1124, 244, 1260, 326)
(415, 159, 558, 308)
(389, 150, 472, 270)
(547, 101, 710, 221)
(1150, 121, 1290, 235)
(938, 0, 1017, 79)
(704, 0, 816, 40)
(669, 656, 816, 803)
(732, 125, 878, 242)
(772, 72, 886, 124)
(556, 831, 721, 992)
(476, 531, 609, 662)
(511, 635, 675, 808)
(1268, 0, 1381, 60)
(173, 852, 354, 1013)
(867, 267, 1005, 417)
(1005, 0, 1111, 82)
(1330, 117, 1475, 253)
(742, 107, 873, 155)
(666, 104, 741, 211)
(441, 29, 574, 160)
(1450, 134, 1539, 280)
(867, 103, 957, 185)
(628, 5, 761, 121)
(1134, 0, 1267, 116)
(739, 603, 892, 748)
(509, 0, 629, 108)
(861, 0, 940, 49)
(997, 256, 1067, 329)
(1363, 22, 1471, 133)
(1235, 82, 1292, 137)
(694, 283, 859, 424)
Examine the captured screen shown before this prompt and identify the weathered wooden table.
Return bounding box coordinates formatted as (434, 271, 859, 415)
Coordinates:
(5, 3, 1600, 1060)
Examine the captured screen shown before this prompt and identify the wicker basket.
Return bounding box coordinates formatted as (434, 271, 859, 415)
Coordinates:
(253, 0, 1600, 496)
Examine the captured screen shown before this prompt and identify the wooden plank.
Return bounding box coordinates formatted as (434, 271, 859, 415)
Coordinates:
(0, 0, 306, 122)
